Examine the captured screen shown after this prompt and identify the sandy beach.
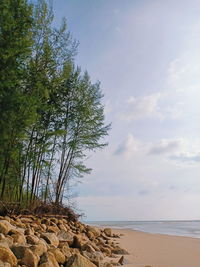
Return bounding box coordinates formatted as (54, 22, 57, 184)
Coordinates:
(114, 229, 200, 267)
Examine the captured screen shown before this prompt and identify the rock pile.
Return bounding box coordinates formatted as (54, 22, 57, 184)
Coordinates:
(0, 215, 128, 267)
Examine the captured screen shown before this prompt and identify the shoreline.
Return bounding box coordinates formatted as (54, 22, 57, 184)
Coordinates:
(112, 228, 200, 267)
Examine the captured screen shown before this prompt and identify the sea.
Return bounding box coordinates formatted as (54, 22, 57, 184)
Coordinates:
(85, 220, 200, 238)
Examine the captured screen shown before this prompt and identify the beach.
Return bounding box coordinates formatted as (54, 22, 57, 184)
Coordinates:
(114, 229, 200, 267)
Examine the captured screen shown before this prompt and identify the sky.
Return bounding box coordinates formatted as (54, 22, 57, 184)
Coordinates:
(53, 0, 200, 221)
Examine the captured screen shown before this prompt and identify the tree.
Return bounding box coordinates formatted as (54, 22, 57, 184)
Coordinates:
(0, 0, 110, 208)
(0, 0, 33, 200)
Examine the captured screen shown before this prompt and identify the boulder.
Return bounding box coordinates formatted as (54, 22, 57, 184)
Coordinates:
(0, 236, 13, 248)
(87, 242, 101, 252)
(0, 240, 9, 248)
(8, 227, 24, 235)
(71, 235, 86, 249)
(29, 241, 47, 257)
(48, 248, 65, 264)
(101, 246, 111, 256)
(11, 245, 28, 259)
(0, 260, 11, 267)
(0, 220, 12, 235)
(20, 218, 33, 224)
(47, 226, 59, 233)
(66, 253, 96, 267)
(0, 246, 18, 266)
(50, 218, 58, 224)
(20, 248, 39, 267)
(60, 246, 72, 261)
(40, 233, 59, 247)
(11, 233, 26, 245)
(103, 263, 113, 267)
(0, 233, 4, 240)
(87, 231, 95, 239)
(104, 228, 112, 237)
(81, 243, 96, 253)
(82, 250, 104, 261)
(57, 230, 74, 245)
(86, 226, 100, 237)
(112, 246, 129, 255)
(41, 224, 47, 231)
(24, 228, 34, 236)
(118, 255, 128, 265)
(39, 251, 59, 267)
(26, 235, 40, 245)
(57, 223, 68, 232)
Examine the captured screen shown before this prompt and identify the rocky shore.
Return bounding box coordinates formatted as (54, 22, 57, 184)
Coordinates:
(0, 215, 128, 267)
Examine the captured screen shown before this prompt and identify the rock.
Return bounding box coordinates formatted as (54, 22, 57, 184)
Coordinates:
(0, 246, 18, 266)
(40, 219, 50, 225)
(0, 260, 11, 267)
(101, 246, 111, 256)
(39, 251, 59, 267)
(12, 233, 26, 245)
(60, 245, 72, 260)
(88, 242, 101, 252)
(20, 218, 33, 224)
(103, 263, 113, 267)
(40, 233, 59, 247)
(101, 233, 110, 241)
(112, 246, 129, 255)
(86, 226, 100, 237)
(26, 235, 40, 245)
(82, 250, 104, 262)
(57, 230, 74, 245)
(0, 240, 9, 248)
(0, 220, 12, 235)
(81, 243, 96, 253)
(104, 228, 112, 237)
(47, 225, 59, 233)
(11, 245, 27, 259)
(113, 234, 120, 238)
(87, 231, 95, 239)
(57, 223, 68, 232)
(50, 218, 58, 224)
(20, 248, 39, 267)
(49, 248, 65, 264)
(0, 233, 5, 240)
(24, 228, 34, 236)
(41, 224, 47, 231)
(8, 228, 24, 235)
(71, 235, 85, 249)
(66, 253, 96, 267)
(29, 241, 47, 257)
(118, 256, 128, 265)
(0, 236, 13, 248)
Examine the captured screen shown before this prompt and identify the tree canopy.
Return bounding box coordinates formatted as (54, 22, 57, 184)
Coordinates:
(0, 0, 110, 208)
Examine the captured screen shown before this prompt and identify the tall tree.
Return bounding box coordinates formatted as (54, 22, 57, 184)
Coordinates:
(0, 0, 33, 200)
(0, 0, 110, 208)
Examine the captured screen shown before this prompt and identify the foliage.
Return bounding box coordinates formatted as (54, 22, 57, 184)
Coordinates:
(0, 0, 110, 207)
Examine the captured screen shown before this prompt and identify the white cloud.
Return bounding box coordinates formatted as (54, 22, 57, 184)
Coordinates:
(167, 20, 200, 95)
(114, 134, 142, 159)
(119, 90, 184, 122)
(120, 93, 163, 121)
(149, 138, 200, 164)
(149, 138, 184, 155)
(170, 152, 200, 163)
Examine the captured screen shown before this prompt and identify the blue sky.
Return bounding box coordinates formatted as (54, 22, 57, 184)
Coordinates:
(53, 0, 200, 220)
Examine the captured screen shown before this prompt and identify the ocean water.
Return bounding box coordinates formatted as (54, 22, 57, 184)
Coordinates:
(85, 220, 200, 238)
